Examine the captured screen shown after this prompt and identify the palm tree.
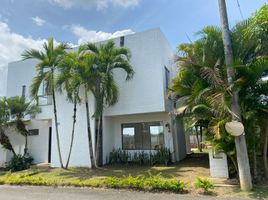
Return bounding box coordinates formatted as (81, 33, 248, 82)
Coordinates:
(56, 48, 86, 169)
(84, 40, 134, 166)
(5, 96, 40, 155)
(22, 38, 69, 168)
(0, 97, 16, 156)
(64, 48, 99, 168)
(171, 16, 268, 182)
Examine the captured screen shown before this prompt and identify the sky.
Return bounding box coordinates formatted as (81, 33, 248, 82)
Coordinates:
(0, 0, 266, 96)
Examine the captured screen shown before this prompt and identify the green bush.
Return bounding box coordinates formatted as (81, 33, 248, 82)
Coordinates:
(5, 154, 33, 172)
(109, 148, 172, 166)
(109, 148, 129, 164)
(195, 177, 214, 193)
(0, 173, 186, 193)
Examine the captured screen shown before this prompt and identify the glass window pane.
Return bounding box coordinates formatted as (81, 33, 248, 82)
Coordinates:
(123, 127, 135, 149)
(142, 123, 151, 149)
(150, 123, 164, 149)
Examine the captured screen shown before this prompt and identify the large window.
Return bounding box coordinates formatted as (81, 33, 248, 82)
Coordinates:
(122, 122, 164, 150)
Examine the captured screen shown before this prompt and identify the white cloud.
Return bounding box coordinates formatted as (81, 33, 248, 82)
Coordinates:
(71, 24, 134, 44)
(0, 21, 47, 96)
(32, 16, 46, 26)
(49, 0, 141, 10)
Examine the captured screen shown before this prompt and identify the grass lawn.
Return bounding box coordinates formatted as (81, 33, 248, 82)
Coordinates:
(4, 155, 209, 184)
(1, 154, 267, 199)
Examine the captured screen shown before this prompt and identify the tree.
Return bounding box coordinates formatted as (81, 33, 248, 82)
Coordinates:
(56, 48, 84, 169)
(171, 4, 268, 187)
(5, 96, 40, 155)
(22, 38, 69, 168)
(218, 0, 252, 190)
(84, 41, 134, 166)
(0, 97, 16, 156)
(67, 48, 99, 169)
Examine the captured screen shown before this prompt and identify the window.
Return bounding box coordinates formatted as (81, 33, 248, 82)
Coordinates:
(165, 67, 170, 90)
(122, 122, 164, 150)
(28, 129, 39, 136)
(120, 36, 124, 47)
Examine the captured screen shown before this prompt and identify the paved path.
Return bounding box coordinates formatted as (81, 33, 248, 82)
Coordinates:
(0, 185, 253, 200)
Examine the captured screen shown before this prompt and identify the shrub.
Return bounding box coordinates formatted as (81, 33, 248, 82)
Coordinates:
(195, 177, 214, 193)
(109, 148, 172, 166)
(109, 148, 129, 164)
(5, 154, 33, 172)
(0, 173, 187, 193)
(152, 147, 172, 165)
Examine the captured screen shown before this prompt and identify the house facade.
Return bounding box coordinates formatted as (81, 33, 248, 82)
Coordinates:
(0, 28, 187, 167)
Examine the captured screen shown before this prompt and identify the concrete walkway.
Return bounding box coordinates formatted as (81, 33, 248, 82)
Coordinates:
(0, 185, 253, 200)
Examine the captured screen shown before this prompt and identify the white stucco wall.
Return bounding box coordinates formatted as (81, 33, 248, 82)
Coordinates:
(0, 120, 50, 166)
(208, 147, 229, 178)
(104, 28, 174, 117)
(50, 89, 96, 167)
(102, 112, 174, 164)
(27, 120, 50, 164)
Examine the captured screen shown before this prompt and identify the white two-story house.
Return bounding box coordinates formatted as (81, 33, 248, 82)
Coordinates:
(0, 28, 187, 167)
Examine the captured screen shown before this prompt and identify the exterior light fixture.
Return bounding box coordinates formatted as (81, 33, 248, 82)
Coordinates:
(165, 123, 171, 132)
(225, 121, 244, 137)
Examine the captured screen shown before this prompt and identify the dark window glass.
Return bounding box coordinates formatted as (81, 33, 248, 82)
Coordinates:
(28, 129, 39, 136)
(120, 36, 124, 47)
(122, 122, 164, 150)
(165, 67, 170, 89)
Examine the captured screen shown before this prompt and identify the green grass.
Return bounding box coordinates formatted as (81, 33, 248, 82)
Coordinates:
(0, 156, 209, 183)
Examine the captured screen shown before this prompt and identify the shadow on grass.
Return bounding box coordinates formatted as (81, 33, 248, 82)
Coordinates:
(228, 185, 268, 200)
(40, 155, 209, 181)
(4, 153, 209, 184)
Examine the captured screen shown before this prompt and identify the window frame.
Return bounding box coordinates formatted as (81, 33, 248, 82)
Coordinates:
(121, 121, 165, 150)
(164, 66, 170, 90)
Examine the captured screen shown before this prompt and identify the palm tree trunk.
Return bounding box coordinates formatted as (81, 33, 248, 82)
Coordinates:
(0, 128, 17, 156)
(228, 154, 238, 174)
(52, 88, 64, 168)
(65, 98, 77, 169)
(96, 114, 102, 167)
(252, 148, 258, 180)
(263, 118, 268, 179)
(195, 126, 200, 151)
(218, 0, 252, 191)
(24, 135, 28, 156)
(85, 90, 96, 168)
(200, 126, 203, 152)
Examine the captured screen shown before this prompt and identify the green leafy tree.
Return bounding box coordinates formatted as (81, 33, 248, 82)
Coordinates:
(22, 38, 69, 168)
(5, 96, 40, 155)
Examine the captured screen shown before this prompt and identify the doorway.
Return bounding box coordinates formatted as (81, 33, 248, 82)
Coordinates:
(48, 127, 52, 163)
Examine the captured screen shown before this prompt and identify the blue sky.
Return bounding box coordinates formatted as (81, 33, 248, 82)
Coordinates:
(0, 0, 266, 96)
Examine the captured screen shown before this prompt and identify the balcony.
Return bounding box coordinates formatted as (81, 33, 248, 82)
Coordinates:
(37, 95, 52, 106)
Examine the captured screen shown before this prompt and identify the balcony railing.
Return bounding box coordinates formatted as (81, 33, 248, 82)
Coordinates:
(37, 95, 52, 106)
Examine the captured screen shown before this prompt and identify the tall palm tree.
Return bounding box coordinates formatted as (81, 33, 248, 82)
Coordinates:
(56, 48, 88, 169)
(84, 40, 134, 166)
(171, 19, 268, 181)
(22, 38, 69, 168)
(63, 47, 99, 168)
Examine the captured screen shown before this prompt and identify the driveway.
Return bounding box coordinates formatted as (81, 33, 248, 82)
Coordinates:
(0, 185, 252, 200)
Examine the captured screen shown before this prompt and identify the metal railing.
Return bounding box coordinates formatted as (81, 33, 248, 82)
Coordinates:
(37, 95, 52, 106)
